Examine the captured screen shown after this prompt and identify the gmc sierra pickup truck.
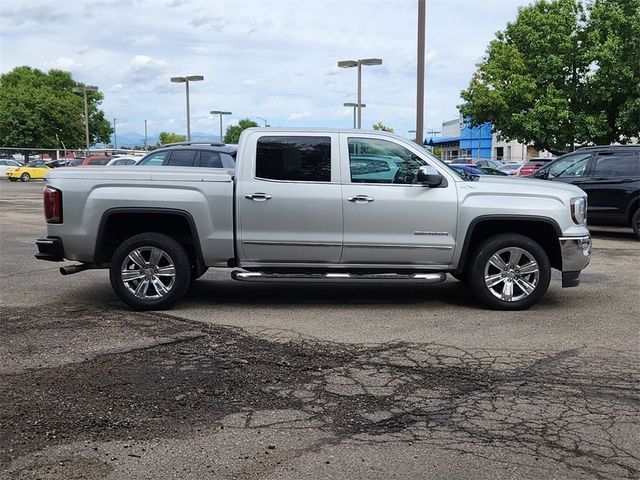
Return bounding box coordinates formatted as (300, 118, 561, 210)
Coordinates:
(35, 128, 591, 311)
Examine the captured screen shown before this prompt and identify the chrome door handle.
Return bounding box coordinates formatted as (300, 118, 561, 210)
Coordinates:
(245, 193, 272, 201)
(347, 195, 374, 203)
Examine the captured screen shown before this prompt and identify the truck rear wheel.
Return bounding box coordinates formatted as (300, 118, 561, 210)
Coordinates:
(469, 234, 551, 310)
(109, 232, 191, 310)
(632, 209, 639, 240)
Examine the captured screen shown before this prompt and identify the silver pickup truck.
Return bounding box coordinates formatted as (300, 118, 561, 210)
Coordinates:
(35, 128, 591, 311)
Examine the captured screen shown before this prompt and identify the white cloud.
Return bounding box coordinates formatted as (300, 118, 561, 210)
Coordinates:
(288, 112, 311, 121)
(46, 57, 82, 69)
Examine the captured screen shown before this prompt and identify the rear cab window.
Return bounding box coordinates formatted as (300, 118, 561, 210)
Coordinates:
(255, 136, 331, 182)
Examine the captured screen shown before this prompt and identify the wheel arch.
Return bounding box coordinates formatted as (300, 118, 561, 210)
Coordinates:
(94, 208, 205, 272)
(456, 215, 562, 274)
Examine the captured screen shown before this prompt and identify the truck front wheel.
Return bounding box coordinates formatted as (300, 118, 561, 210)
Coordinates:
(109, 232, 191, 310)
(469, 234, 551, 310)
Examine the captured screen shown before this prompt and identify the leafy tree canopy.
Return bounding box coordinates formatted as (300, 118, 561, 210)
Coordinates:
(460, 0, 640, 154)
(224, 118, 259, 144)
(0, 66, 112, 152)
(158, 131, 186, 145)
(372, 121, 394, 132)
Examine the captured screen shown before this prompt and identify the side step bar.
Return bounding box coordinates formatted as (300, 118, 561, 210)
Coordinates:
(231, 270, 447, 284)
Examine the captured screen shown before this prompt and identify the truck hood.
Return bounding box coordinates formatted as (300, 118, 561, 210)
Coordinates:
(46, 166, 233, 182)
(471, 175, 587, 198)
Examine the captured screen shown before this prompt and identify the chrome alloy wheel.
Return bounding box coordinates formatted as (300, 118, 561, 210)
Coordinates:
(483, 247, 540, 302)
(120, 247, 176, 300)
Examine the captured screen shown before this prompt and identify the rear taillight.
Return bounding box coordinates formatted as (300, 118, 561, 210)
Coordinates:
(44, 186, 62, 223)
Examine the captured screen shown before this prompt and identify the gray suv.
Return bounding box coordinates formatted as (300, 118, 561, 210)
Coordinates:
(136, 142, 236, 169)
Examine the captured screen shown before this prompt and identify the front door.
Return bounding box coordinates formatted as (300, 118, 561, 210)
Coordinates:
(238, 133, 343, 265)
(340, 134, 458, 267)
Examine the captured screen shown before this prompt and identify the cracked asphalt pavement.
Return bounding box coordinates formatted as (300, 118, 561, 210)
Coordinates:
(1, 181, 639, 479)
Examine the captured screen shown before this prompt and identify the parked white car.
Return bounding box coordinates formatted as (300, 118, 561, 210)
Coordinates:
(106, 156, 141, 166)
(0, 159, 23, 178)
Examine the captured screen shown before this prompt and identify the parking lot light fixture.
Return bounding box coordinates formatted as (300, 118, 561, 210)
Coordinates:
(338, 59, 382, 128)
(72, 85, 99, 150)
(257, 116, 268, 127)
(343, 102, 366, 129)
(211, 110, 232, 142)
(171, 75, 204, 141)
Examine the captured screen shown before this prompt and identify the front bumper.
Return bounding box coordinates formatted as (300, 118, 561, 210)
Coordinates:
(35, 236, 65, 262)
(559, 235, 591, 287)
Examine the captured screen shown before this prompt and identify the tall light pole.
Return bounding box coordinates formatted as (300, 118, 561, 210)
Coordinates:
(343, 102, 366, 129)
(72, 85, 98, 151)
(144, 120, 148, 151)
(416, 0, 426, 146)
(112, 118, 117, 151)
(211, 110, 232, 142)
(170, 75, 204, 141)
(338, 58, 382, 129)
(257, 116, 268, 127)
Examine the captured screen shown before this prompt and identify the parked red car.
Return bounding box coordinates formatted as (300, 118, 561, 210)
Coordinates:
(517, 158, 554, 176)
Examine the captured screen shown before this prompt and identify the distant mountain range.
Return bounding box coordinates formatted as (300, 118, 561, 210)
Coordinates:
(96, 132, 223, 148)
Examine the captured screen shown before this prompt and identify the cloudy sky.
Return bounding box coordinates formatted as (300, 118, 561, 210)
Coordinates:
(1, 0, 530, 139)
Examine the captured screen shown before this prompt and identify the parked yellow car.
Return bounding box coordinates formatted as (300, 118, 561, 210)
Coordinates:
(6, 163, 52, 182)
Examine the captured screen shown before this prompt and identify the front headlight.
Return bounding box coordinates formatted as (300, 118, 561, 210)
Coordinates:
(570, 197, 587, 225)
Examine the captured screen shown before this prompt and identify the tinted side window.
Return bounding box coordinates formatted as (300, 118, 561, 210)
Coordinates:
(139, 152, 167, 166)
(167, 150, 197, 167)
(592, 153, 639, 177)
(256, 136, 331, 182)
(199, 150, 223, 168)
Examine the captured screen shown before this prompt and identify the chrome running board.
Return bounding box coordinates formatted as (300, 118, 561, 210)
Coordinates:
(231, 270, 447, 284)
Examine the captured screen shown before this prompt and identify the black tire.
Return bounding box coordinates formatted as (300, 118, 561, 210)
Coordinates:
(469, 234, 551, 310)
(632, 209, 640, 240)
(20, 172, 30, 182)
(109, 232, 191, 310)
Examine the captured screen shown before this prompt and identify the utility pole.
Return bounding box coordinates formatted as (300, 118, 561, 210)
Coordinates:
(416, 0, 426, 146)
(144, 120, 148, 151)
(72, 85, 98, 151)
(113, 118, 117, 152)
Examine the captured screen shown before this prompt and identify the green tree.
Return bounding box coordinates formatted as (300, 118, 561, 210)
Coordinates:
(224, 118, 259, 144)
(0, 66, 112, 158)
(158, 131, 186, 145)
(372, 121, 394, 132)
(459, 0, 640, 154)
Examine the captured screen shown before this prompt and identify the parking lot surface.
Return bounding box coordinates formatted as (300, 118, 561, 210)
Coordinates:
(1, 180, 639, 479)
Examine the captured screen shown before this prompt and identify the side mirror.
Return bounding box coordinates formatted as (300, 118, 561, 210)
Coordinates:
(417, 165, 444, 187)
(534, 168, 548, 179)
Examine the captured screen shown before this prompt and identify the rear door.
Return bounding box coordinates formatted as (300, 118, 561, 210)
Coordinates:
(579, 150, 640, 224)
(237, 133, 343, 264)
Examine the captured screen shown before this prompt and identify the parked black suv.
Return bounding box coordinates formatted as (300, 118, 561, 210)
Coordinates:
(136, 142, 237, 169)
(534, 145, 640, 239)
